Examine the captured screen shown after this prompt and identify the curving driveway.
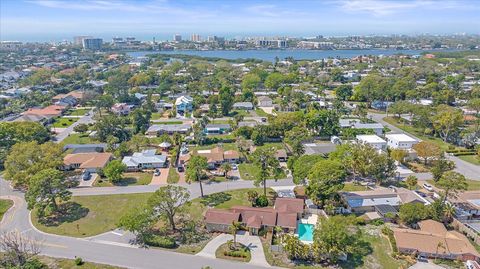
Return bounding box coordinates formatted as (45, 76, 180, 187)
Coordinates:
(0, 177, 295, 268)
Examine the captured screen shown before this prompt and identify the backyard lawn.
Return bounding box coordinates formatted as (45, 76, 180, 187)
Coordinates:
(68, 108, 89, 116)
(193, 143, 238, 151)
(238, 163, 286, 181)
(428, 179, 480, 191)
(52, 117, 78, 128)
(94, 172, 153, 187)
(342, 183, 371, 192)
(31, 193, 152, 237)
(0, 199, 13, 220)
(61, 133, 96, 144)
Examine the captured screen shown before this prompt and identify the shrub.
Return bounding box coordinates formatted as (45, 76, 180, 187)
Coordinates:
(382, 226, 398, 253)
(23, 258, 48, 269)
(74, 257, 84, 266)
(144, 234, 176, 248)
(255, 195, 269, 207)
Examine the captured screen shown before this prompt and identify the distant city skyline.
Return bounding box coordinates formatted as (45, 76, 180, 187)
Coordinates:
(1, 0, 480, 42)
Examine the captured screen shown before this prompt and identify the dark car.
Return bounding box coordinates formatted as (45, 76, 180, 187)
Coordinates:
(177, 166, 184, 172)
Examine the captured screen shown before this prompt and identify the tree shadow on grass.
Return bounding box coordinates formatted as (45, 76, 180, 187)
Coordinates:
(339, 237, 373, 269)
(113, 177, 138, 186)
(200, 192, 232, 207)
(38, 202, 89, 227)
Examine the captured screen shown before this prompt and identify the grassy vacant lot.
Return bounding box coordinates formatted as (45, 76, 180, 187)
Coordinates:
(0, 199, 14, 220)
(52, 117, 78, 128)
(458, 155, 480, 166)
(428, 179, 480, 191)
(68, 108, 89, 116)
(31, 193, 151, 237)
(94, 172, 153, 187)
(61, 133, 96, 144)
(167, 167, 180, 184)
(39, 256, 124, 269)
(238, 163, 286, 181)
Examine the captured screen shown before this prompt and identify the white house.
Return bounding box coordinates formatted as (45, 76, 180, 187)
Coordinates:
(385, 134, 418, 150)
(356, 135, 387, 150)
(122, 149, 167, 171)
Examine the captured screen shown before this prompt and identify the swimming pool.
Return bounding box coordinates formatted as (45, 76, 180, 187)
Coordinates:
(297, 223, 314, 242)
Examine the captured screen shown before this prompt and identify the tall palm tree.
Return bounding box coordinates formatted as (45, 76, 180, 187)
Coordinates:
(221, 163, 232, 180)
(443, 203, 456, 224)
(229, 221, 243, 248)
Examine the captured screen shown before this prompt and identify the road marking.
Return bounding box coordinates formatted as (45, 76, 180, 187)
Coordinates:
(40, 241, 68, 249)
(111, 231, 124, 236)
(90, 239, 138, 248)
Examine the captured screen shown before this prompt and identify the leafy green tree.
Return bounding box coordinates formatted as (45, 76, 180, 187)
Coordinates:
(334, 85, 353, 101)
(25, 169, 71, 218)
(241, 73, 261, 90)
(437, 171, 468, 206)
(264, 72, 285, 90)
(221, 162, 232, 179)
(413, 141, 442, 165)
(73, 123, 89, 134)
(219, 86, 234, 116)
(312, 216, 359, 264)
(405, 175, 418, 190)
(185, 155, 208, 197)
(399, 203, 430, 225)
(431, 105, 463, 142)
(128, 134, 150, 152)
(95, 94, 114, 116)
(285, 126, 310, 157)
(306, 160, 346, 205)
(103, 160, 126, 183)
(4, 142, 63, 188)
(431, 157, 455, 181)
(131, 109, 150, 134)
(291, 155, 325, 184)
(95, 114, 130, 142)
(390, 149, 407, 163)
(147, 185, 190, 231)
(252, 147, 281, 196)
(283, 234, 310, 260)
(388, 101, 412, 118)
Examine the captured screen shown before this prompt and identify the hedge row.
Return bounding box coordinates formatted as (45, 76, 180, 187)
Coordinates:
(144, 234, 176, 248)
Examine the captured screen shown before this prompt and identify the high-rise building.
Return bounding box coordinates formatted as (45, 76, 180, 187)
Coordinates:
(73, 36, 92, 46)
(256, 40, 287, 48)
(191, 34, 201, 42)
(207, 36, 225, 43)
(173, 34, 182, 42)
(82, 38, 103, 50)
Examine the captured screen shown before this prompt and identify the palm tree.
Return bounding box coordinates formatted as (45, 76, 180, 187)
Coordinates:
(443, 203, 456, 224)
(185, 155, 208, 197)
(252, 147, 280, 196)
(229, 221, 243, 248)
(221, 163, 232, 180)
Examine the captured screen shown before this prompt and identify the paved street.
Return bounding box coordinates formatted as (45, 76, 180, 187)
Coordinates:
(369, 112, 480, 180)
(54, 109, 95, 143)
(0, 176, 293, 269)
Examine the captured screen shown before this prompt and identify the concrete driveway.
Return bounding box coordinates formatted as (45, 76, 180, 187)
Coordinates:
(150, 167, 170, 185)
(197, 233, 270, 267)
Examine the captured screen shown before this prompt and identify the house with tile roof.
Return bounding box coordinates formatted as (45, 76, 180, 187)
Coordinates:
(63, 152, 113, 173)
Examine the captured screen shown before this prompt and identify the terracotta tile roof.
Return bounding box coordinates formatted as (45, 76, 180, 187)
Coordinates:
(204, 209, 240, 225)
(276, 213, 297, 229)
(231, 206, 277, 228)
(274, 198, 304, 214)
(23, 105, 66, 117)
(393, 220, 480, 258)
(64, 153, 112, 169)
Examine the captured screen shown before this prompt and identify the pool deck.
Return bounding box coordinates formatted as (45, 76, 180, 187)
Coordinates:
(299, 213, 318, 225)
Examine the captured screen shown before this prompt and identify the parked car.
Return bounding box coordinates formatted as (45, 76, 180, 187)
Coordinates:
(423, 183, 433, 192)
(177, 166, 184, 172)
(414, 190, 427, 197)
(81, 171, 91, 180)
(232, 164, 238, 170)
(417, 255, 428, 263)
(154, 169, 161, 176)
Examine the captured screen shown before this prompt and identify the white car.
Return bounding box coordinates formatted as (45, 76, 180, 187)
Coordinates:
(423, 183, 433, 192)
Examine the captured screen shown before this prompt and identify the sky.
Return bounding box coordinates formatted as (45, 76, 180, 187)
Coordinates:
(1, 0, 480, 42)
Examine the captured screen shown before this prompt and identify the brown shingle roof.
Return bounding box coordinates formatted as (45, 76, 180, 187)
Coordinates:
(64, 153, 112, 169)
(204, 209, 240, 225)
(276, 213, 297, 229)
(23, 105, 66, 117)
(274, 198, 304, 214)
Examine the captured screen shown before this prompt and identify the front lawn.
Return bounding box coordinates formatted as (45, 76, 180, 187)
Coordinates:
(428, 179, 480, 191)
(61, 133, 96, 144)
(94, 172, 153, 187)
(238, 163, 286, 181)
(31, 193, 151, 237)
(216, 242, 251, 263)
(167, 167, 180, 184)
(52, 117, 78, 128)
(254, 108, 268, 117)
(0, 199, 14, 220)
(39, 256, 123, 269)
(458, 155, 480, 166)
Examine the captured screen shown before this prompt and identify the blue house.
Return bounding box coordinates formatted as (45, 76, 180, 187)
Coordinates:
(175, 95, 193, 115)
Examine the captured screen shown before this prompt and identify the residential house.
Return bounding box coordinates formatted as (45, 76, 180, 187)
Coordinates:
(146, 124, 192, 136)
(122, 149, 167, 171)
(23, 105, 66, 118)
(339, 119, 384, 136)
(385, 133, 418, 150)
(204, 198, 304, 235)
(195, 147, 241, 169)
(204, 124, 231, 135)
(257, 96, 273, 107)
(111, 103, 132, 115)
(63, 152, 113, 173)
(175, 95, 193, 115)
(233, 102, 254, 110)
(356, 135, 387, 151)
(393, 220, 480, 262)
(342, 187, 429, 215)
(450, 191, 480, 220)
(275, 149, 288, 162)
(52, 91, 84, 106)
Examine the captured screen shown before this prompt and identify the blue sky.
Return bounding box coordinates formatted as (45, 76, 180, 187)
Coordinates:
(1, 0, 480, 42)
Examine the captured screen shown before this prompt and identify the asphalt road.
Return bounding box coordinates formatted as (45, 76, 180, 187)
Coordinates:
(369, 112, 480, 180)
(0, 177, 293, 268)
